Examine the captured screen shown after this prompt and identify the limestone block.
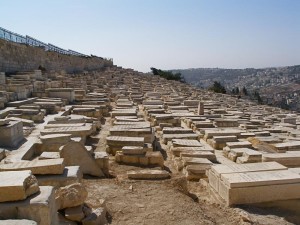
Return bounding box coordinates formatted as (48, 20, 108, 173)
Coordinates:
(60, 141, 104, 177)
(180, 151, 217, 162)
(0, 170, 39, 202)
(94, 152, 109, 176)
(55, 183, 88, 209)
(37, 166, 82, 188)
(122, 146, 146, 155)
(0, 158, 65, 175)
(219, 170, 300, 206)
(127, 169, 170, 180)
(0, 120, 24, 148)
(82, 207, 107, 225)
(0, 186, 58, 225)
(146, 151, 164, 167)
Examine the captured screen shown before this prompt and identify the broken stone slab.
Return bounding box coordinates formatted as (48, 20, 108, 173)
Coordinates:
(0, 220, 37, 225)
(55, 183, 88, 210)
(0, 186, 58, 225)
(60, 141, 104, 177)
(36, 166, 82, 188)
(127, 169, 170, 180)
(0, 158, 65, 175)
(0, 170, 39, 202)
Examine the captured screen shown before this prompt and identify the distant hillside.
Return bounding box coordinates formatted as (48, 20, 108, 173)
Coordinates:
(172, 65, 300, 111)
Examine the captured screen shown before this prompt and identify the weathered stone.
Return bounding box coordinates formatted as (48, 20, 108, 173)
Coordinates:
(37, 166, 82, 188)
(60, 141, 104, 177)
(0, 170, 39, 202)
(0, 158, 65, 175)
(0, 186, 58, 225)
(55, 183, 88, 209)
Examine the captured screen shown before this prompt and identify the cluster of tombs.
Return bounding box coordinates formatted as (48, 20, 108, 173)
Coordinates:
(1, 66, 300, 223)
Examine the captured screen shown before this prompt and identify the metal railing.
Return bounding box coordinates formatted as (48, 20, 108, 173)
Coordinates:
(0, 26, 88, 57)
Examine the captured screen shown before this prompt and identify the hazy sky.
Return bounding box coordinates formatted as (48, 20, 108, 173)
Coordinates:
(1, 0, 299, 72)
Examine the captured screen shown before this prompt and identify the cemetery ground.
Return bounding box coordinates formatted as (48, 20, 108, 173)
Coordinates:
(83, 116, 299, 225)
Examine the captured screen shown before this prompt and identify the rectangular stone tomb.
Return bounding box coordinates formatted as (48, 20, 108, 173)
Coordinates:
(109, 127, 154, 143)
(180, 151, 217, 162)
(209, 162, 287, 193)
(262, 151, 300, 167)
(170, 147, 214, 157)
(0, 170, 39, 202)
(0, 186, 58, 225)
(218, 170, 300, 206)
(40, 125, 93, 137)
(171, 139, 202, 147)
(106, 136, 144, 146)
(182, 157, 213, 167)
(163, 133, 199, 144)
(122, 146, 147, 155)
(0, 158, 65, 174)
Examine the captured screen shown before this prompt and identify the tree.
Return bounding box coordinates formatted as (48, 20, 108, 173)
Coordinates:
(208, 81, 226, 94)
(254, 91, 263, 104)
(242, 86, 248, 96)
(150, 67, 185, 82)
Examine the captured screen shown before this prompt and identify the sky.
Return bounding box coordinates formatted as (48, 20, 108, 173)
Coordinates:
(0, 0, 299, 72)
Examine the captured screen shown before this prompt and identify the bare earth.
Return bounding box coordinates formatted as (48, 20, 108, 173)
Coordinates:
(83, 117, 300, 225)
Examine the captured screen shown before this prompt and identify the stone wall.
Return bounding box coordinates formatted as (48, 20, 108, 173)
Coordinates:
(0, 39, 113, 73)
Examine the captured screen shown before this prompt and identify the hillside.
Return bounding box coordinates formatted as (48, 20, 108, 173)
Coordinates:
(172, 65, 300, 111)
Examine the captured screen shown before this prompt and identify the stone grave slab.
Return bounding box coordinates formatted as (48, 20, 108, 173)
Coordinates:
(0, 170, 39, 202)
(0, 158, 65, 174)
